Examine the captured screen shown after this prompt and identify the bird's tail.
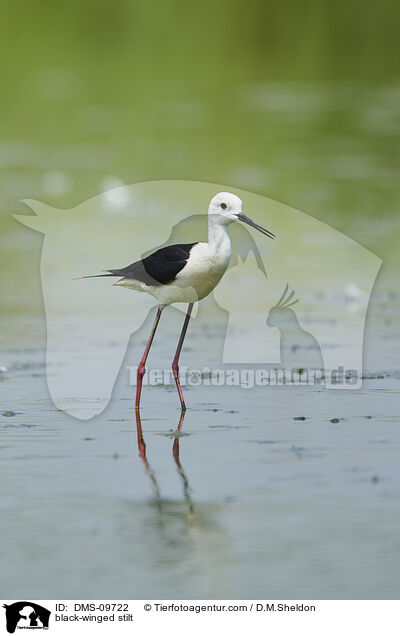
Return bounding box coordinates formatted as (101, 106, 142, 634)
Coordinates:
(74, 273, 116, 280)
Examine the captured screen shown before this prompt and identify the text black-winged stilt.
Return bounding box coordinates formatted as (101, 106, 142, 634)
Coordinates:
(84, 192, 275, 410)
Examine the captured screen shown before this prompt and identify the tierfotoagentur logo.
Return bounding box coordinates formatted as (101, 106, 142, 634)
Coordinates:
(126, 366, 359, 388)
(2, 602, 50, 633)
(14, 180, 381, 420)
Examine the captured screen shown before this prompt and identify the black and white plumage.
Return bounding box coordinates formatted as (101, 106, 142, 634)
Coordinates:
(108, 243, 199, 286)
(86, 192, 274, 307)
(84, 192, 275, 410)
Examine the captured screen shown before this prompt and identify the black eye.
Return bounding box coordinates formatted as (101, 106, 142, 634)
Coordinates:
(220, 202, 227, 209)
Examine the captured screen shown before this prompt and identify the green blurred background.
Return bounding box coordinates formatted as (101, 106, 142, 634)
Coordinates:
(0, 0, 399, 319)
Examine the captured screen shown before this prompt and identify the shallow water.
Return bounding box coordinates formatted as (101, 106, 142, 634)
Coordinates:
(1, 296, 400, 599)
(1, 167, 399, 600)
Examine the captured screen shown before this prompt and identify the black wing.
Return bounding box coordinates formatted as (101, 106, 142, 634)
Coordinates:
(107, 242, 198, 286)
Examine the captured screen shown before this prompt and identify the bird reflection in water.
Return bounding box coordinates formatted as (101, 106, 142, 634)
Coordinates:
(134, 409, 194, 523)
(133, 411, 229, 592)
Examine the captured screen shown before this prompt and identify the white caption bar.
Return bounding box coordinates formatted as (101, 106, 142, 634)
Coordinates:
(1, 599, 398, 635)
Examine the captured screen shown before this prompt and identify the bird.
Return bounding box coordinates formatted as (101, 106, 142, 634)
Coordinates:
(267, 285, 324, 372)
(83, 192, 275, 411)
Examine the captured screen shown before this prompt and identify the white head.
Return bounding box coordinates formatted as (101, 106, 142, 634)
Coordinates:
(208, 191, 275, 238)
(208, 192, 243, 222)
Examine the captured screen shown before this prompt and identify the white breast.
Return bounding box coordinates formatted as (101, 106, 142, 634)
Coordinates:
(176, 241, 231, 298)
(115, 222, 233, 306)
(139, 241, 230, 305)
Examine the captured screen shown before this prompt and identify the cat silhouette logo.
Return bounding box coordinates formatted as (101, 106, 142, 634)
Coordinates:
(2, 602, 50, 633)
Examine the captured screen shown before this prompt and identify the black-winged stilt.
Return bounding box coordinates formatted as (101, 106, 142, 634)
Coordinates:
(84, 192, 275, 410)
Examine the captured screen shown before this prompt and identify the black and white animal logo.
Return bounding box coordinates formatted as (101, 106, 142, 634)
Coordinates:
(3, 602, 50, 633)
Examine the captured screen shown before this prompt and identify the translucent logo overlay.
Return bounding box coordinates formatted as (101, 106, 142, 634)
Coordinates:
(14, 180, 381, 419)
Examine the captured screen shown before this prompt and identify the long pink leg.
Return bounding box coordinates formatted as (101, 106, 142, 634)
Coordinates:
(135, 305, 164, 410)
(172, 303, 193, 411)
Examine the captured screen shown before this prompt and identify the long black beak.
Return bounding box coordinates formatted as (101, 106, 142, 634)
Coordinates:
(237, 212, 275, 239)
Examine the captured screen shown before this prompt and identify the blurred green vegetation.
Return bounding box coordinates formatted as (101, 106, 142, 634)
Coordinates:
(0, 0, 399, 266)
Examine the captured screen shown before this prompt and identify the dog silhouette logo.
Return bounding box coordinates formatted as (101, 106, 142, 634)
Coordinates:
(2, 602, 50, 633)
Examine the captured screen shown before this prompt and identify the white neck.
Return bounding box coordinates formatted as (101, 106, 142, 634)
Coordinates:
(208, 214, 232, 261)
